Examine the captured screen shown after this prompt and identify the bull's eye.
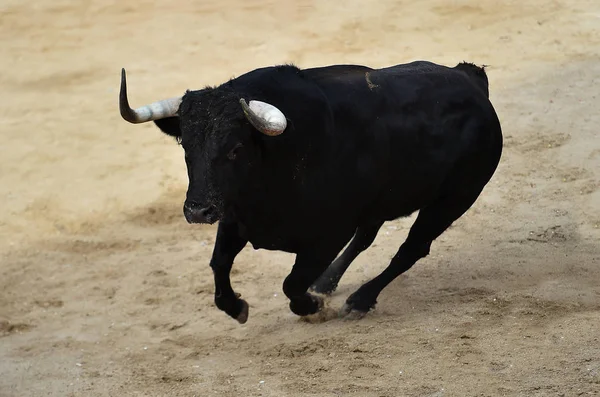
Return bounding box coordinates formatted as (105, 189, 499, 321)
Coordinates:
(227, 143, 243, 160)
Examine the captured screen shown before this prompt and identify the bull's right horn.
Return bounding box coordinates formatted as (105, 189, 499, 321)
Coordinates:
(119, 68, 182, 124)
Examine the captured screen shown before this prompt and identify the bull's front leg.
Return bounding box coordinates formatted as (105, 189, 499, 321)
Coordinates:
(209, 219, 248, 323)
(283, 250, 337, 316)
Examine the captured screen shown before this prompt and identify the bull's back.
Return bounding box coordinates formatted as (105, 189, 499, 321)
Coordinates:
(305, 61, 501, 221)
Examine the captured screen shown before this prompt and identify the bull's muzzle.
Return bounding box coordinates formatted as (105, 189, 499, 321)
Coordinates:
(183, 202, 218, 225)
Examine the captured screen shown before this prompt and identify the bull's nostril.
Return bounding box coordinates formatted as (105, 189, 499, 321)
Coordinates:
(200, 206, 215, 217)
(184, 201, 201, 211)
(183, 203, 217, 224)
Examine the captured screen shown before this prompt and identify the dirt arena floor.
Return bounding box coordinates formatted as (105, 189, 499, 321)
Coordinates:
(1, 0, 599, 396)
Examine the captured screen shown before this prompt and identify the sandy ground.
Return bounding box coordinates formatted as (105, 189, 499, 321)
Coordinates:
(1, 0, 599, 396)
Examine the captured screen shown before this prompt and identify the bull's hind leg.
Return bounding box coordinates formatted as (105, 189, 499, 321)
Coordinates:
(340, 183, 489, 319)
(310, 221, 384, 295)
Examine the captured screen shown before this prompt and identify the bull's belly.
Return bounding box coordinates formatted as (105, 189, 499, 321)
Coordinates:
(358, 183, 440, 224)
(239, 221, 308, 253)
(239, 214, 357, 254)
(235, 177, 443, 253)
(247, 237, 298, 253)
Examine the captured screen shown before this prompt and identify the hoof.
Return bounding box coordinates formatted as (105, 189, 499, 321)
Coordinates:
(300, 294, 337, 323)
(289, 293, 325, 317)
(235, 299, 249, 324)
(339, 302, 370, 321)
(313, 294, 325, 311)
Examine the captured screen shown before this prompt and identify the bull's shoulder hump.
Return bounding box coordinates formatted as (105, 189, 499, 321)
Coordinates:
(372, 61, 453, 78)
(300, 64, 374, 84)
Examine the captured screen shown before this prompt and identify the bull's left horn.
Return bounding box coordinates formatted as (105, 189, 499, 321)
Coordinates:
(119, 68, 182, 124)
(239, 98, 287, 136)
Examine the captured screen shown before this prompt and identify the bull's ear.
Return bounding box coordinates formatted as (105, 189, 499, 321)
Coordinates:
(153, 116, 181, 140)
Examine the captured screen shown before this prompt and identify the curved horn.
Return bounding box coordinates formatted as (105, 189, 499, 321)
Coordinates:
(119, 68, 182, 124)
(239, 98, 287, 136)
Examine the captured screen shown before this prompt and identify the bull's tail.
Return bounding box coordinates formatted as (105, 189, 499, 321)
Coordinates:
(455, 62, 489, 98)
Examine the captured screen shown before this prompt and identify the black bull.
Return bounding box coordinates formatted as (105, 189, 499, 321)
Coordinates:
(119, 60, 503, 323)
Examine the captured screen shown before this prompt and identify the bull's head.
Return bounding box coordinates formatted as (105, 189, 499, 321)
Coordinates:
(118, 69, 288, 224)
